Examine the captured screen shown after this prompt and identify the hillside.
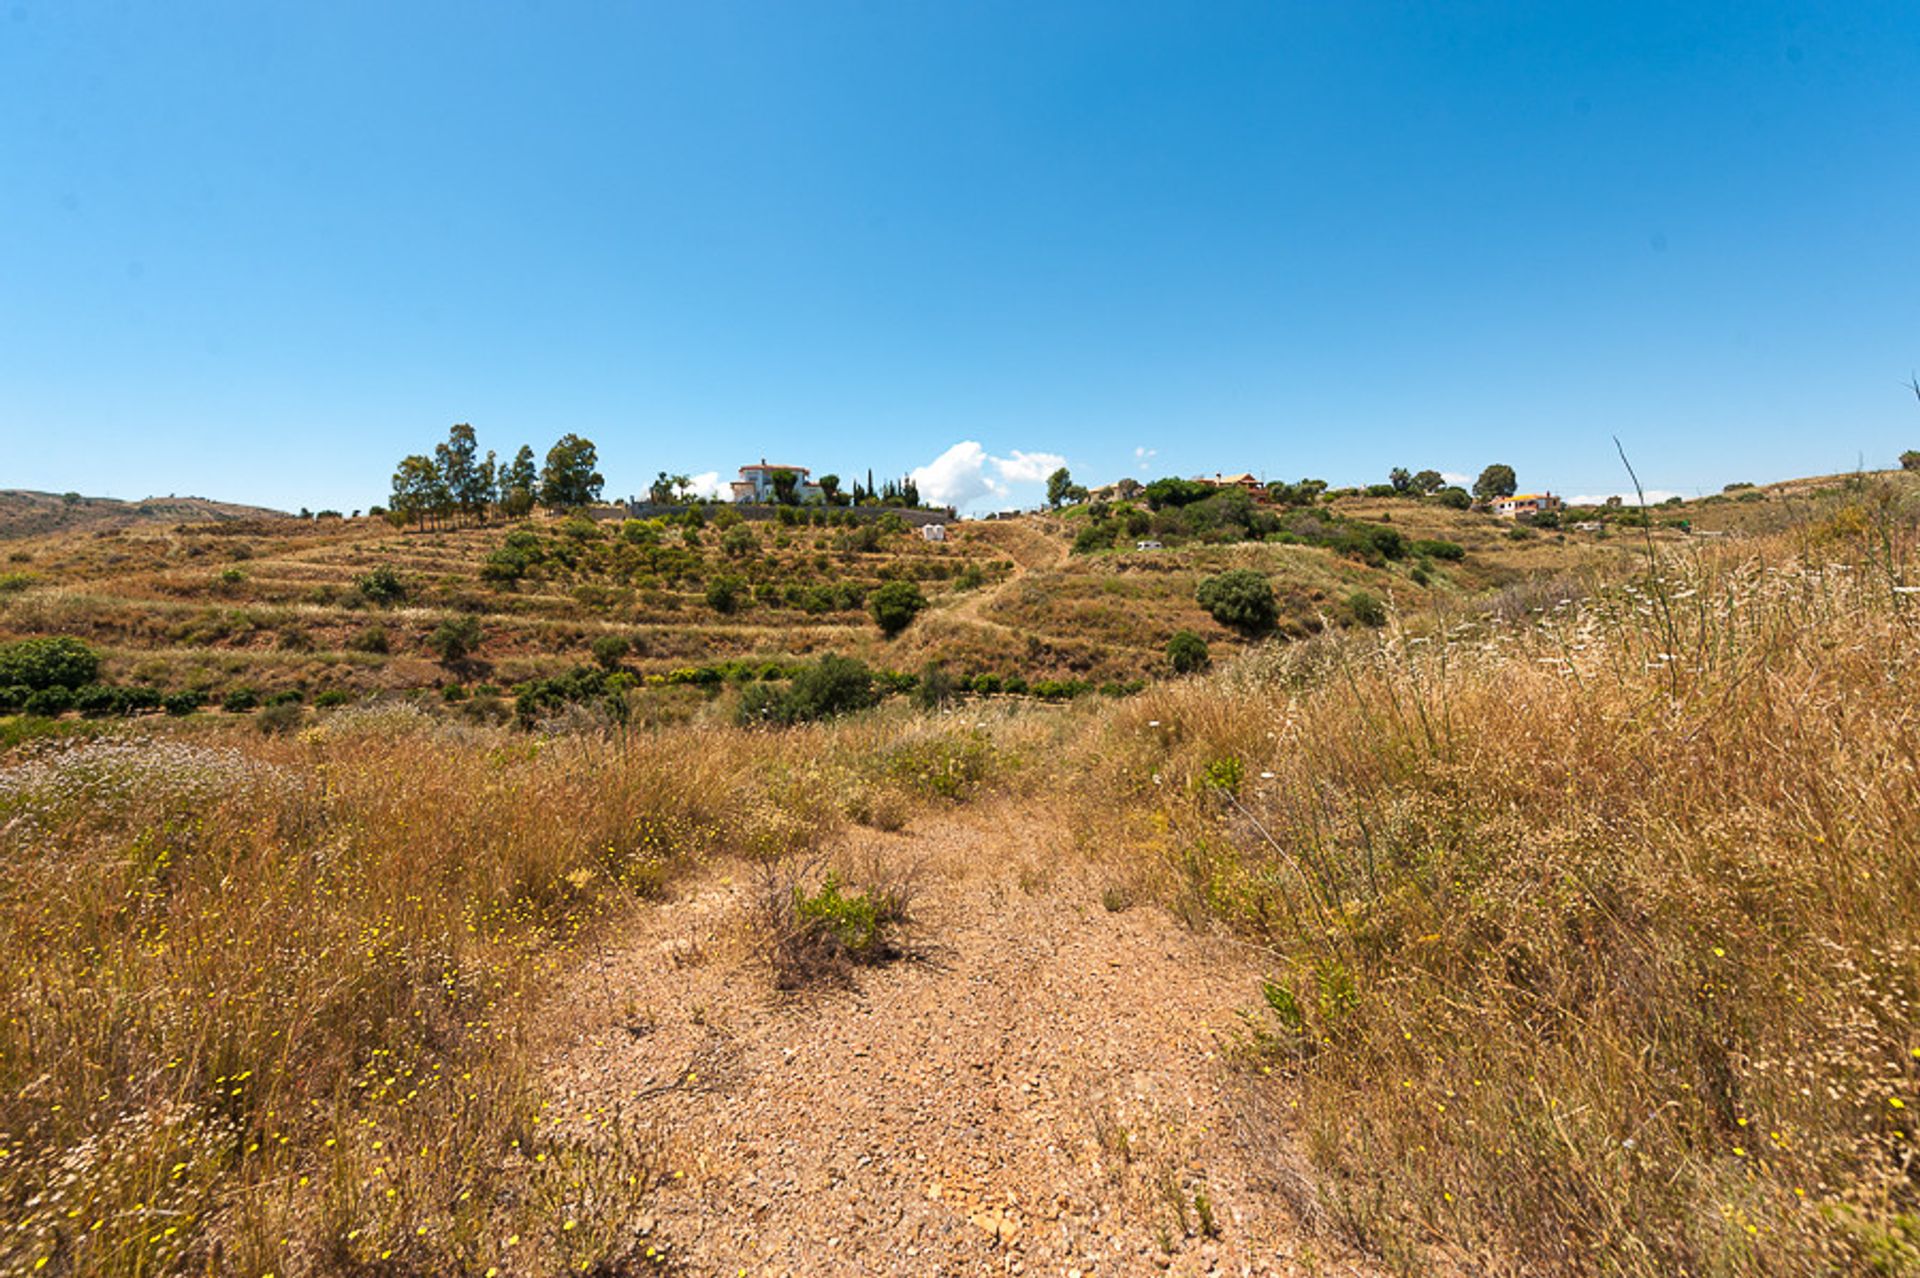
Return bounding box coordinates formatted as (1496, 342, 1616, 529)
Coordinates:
(0, 482, 1739, 715)
(0, 489, 287, 538)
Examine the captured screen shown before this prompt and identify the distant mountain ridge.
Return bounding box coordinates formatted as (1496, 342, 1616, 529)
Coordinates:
(0, 489, 288, 538)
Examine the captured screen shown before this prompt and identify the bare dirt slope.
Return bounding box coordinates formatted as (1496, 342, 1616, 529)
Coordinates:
(545, 805, 1379, 1277)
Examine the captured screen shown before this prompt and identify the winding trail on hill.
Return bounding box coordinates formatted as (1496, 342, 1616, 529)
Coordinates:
(543, 804, 1381, 1277)
(936, 520, 1072, 638)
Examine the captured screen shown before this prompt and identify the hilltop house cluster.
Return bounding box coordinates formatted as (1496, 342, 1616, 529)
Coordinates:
(623, 460, 952, 536)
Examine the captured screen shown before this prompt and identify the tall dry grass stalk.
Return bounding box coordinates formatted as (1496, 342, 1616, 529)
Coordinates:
(1076, 499, 1920, 1273)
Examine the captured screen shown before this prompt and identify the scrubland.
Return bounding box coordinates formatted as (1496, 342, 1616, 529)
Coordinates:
(0, 484, 1669, 708)
(1068, 486, 1920, 1272)
(2, 475, 1916, 1275)
(0, 700, 1068, 1275)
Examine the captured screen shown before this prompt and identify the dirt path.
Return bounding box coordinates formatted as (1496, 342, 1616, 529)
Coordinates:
(544, 805, 1376, 1277)
(934, 519, 1072, 639)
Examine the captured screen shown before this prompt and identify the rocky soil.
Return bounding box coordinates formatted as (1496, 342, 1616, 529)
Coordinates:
(544, 804, 1381, 1277)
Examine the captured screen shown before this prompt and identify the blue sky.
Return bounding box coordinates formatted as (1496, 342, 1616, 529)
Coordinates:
(3, 2, 1916, 513)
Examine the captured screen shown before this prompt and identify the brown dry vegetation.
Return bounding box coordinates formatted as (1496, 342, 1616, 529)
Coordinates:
(1065, 480, 1920, 1272)
(3, 473, 1918, 1276)
(0, 703, 1058, 1276)
(0, 491, 287, 540)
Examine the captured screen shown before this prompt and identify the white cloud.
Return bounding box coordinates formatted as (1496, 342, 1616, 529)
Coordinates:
(911, 441, 1067, 511)
(1566, 489, 1686, 506)
(1441, 472, 1471, 486)
(992, 449, 1066, 484)
(1134, 446, 1158, 472)
(686, 471, 730, 500)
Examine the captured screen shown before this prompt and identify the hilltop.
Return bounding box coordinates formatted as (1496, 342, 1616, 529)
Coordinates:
(0, 488, 287, 538)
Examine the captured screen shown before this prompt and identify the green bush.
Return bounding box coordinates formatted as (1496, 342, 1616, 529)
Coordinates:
(1363, 525, 1407, 559)
(1167, 630, 1210, 674)
(1410, 538, 1465, 561)
(1434, 487, 1473, 510)
(737, 655, 876, 726)
(1347, 590, 1388, 628)
(869, 580, 927, 637)
(513, 665, 628, 729)
(481, 545, 534, 583)
(346, 625, 391, 654)
(1196, 570, 1277, 635)
(1142, 477, 1214, 510)
(222, 687, 260, 714)
(72, 684, 125, 718)
(0, 685, 32, 714)
(1072, 523, 1115, 555)
(428, 615, 483, 662)
(704, 575, 746, 614)
(312, 690, 350, 709)
(1030, 678, 1091, 700)
(913, 662, 957, 710)
(121, 687, 162, 715)
(356, 564, 406, 604)
(767, 867, 914, 986)
(163, 690, 205, 716)
(24, 686, 75, 716)
(590, 634, 631, 670)
(0, 637, 101, 691)
(793, 873, 886, 956)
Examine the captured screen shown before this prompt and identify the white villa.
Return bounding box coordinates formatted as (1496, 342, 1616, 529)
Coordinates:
(1492, 492, 1563, 519)
(729, 460, 824, 505)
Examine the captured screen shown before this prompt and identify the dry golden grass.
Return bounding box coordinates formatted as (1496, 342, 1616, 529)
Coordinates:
(6, 478, 1919, 1275)
(1067, 486, 1920, 1273)
(0, 700, 1044, 1276)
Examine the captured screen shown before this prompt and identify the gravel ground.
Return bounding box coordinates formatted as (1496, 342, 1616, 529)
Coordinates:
(544, 804, 1384, 1277)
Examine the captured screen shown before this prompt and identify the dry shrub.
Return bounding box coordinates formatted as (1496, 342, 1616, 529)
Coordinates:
(1074, 521, 1920, 1274)
(751, 848, 924, 990)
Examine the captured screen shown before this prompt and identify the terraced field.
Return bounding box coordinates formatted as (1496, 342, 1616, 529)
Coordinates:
(0, 512, 1005, 700)
(6, 473, 1825, 713)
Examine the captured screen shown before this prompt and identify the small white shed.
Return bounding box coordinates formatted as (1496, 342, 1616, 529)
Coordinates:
(921, 523, 947, 543)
